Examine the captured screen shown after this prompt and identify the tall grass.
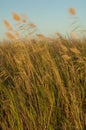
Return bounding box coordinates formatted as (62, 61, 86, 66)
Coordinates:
(0, 36, 86, 130)
(0, 6, 86, 130)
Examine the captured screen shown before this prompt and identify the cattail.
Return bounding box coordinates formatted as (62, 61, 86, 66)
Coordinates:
(4, 20, 13, 30)
(68, 8, 76, 15)
(6, 32, 16, 40)
(29, 23, 36, 28)
(12, 12, 21, 21)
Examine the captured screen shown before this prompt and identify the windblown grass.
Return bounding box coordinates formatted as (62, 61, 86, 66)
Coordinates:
(0, 36, 86, 130)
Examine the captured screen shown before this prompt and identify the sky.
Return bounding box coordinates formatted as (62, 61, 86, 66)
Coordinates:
(0, 0, 86, 38)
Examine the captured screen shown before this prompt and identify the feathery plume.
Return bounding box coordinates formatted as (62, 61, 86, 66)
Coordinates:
(62, 54, 71, 61)
(3, 20, 13, 30)
(70, 47, 80, 54)
(60, 44, 68, 52)
(12, 12, 21, 21)
(6, 32, 16, 40)
(68, 8, 76, 15)
(29, 23, 36, 28)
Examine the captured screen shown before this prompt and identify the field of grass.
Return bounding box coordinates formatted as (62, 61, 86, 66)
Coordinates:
(0, 37, 86, 130)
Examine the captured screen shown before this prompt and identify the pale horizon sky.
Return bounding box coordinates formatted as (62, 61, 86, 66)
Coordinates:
(0, 0, 86, 38)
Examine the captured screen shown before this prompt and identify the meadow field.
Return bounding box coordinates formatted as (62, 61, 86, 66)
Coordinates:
(0, 36, 86, 130)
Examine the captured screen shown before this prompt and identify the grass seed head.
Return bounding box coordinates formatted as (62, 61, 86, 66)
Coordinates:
(68, 8, 76, 15)
(12, 12, 21, 21)
(29, 23, 36, 28)
(70, 47, 80, 54)
(6, 32, 16, 40)
(4, 20, 13, 30)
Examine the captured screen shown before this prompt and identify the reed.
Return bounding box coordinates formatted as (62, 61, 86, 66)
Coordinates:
(0, 36, 86, 130)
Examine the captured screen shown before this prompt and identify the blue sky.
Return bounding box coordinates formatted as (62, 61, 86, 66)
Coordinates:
(0, 0, 86, 38)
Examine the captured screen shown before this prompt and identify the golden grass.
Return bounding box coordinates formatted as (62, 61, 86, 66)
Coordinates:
(0, 7, 86, 130)
(70, 47, 81, 54)
(0, 37, 86, 130)
(60, 44, 68, 52)
(62, 54, 71, 61)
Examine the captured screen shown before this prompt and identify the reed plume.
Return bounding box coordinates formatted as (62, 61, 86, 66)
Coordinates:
(4, 20, 13, 30)
(6, 32, 16, 39)
(68, 8, 76, 15)
(29, 23, 36, 28)
(12, 12, 21, 21)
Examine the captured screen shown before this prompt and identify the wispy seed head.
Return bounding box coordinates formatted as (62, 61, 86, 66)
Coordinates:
(68, 8, 76, 15)
(12, 12, 21, 21)
(3, 20, 13, 30)
(6, 32, 16, 40)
